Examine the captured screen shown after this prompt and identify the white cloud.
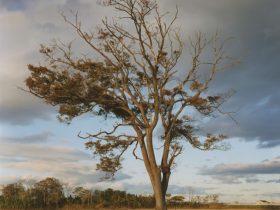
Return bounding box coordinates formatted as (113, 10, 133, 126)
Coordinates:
(0, 142, 90, 162)
(0, 140, 132, 187)
(201, 156, 280, 176)
(1, 132, 53, 144)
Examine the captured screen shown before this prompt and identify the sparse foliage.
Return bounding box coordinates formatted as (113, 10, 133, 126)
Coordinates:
(25, 0, 238, 209)
(33, 177, 64, 208)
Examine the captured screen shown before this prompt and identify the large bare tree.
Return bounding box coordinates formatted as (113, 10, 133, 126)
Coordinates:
(25, 0, 237, 209)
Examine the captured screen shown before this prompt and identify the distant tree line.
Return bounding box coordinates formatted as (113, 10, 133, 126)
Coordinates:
(0, 177, 220, 209)
(0, 177, 65, 209)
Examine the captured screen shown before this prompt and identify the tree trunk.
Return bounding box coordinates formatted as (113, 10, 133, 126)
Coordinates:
(154, 183, 167, 210)
(152, 171, 167, 210)
(154, 190, 167, 210)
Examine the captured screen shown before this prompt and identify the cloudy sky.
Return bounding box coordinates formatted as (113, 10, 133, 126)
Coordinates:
(0, 0, 279, 203)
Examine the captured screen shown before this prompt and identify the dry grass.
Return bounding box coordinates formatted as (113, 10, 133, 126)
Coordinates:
(60, 207, 280, 210)
(2, 206, 280, 210)
(60, 208, 280, 210)
(0, 207, 280, 210)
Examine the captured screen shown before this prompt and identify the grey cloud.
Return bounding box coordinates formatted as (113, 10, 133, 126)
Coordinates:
(1, 132, 52, 144)
(0, 49, 54, 125)
(200, 156, 280, 177)
(201, 93, 280, 148)
(0, 105, 51, 125)
(168, 185, 206, 195)
(257, 137, 280, 149)
(242, 189, 258, 192)
(49, 165, 132, 187)
(0, 142, 90, 162)
(0, 85, 54, 125)
(254, 193, 280, 198)
(34, 22, 65, 34)
(245, 177, 261, 183)
(121, 183, 151, 194)
(207, 175, 262, 184)
(266, 179, 280, 183)
(209, 175, 243, 185)
(0, 156, 26, 163)
(122, 183, 206, 195)
(117, 0, 279, 149)
(220, 193, 244, 197)
(160, 0, 280, 148)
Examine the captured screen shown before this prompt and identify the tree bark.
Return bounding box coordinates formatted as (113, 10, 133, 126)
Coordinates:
(155, 191, 167, 209)
(153, 171, 167, 210)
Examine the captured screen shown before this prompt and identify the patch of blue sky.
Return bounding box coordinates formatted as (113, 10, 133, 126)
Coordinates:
(1, 0, 26, 11)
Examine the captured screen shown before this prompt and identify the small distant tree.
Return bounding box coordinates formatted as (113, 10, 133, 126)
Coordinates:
(169, 195, 185, 209)
(25, 0, 238, 209)
(1, 182, 25, 208)
(210, 194, 219, 204)
(203, 195, 210, 204)
(73, 186, 93, 206)
(34, 177, 64, 208)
